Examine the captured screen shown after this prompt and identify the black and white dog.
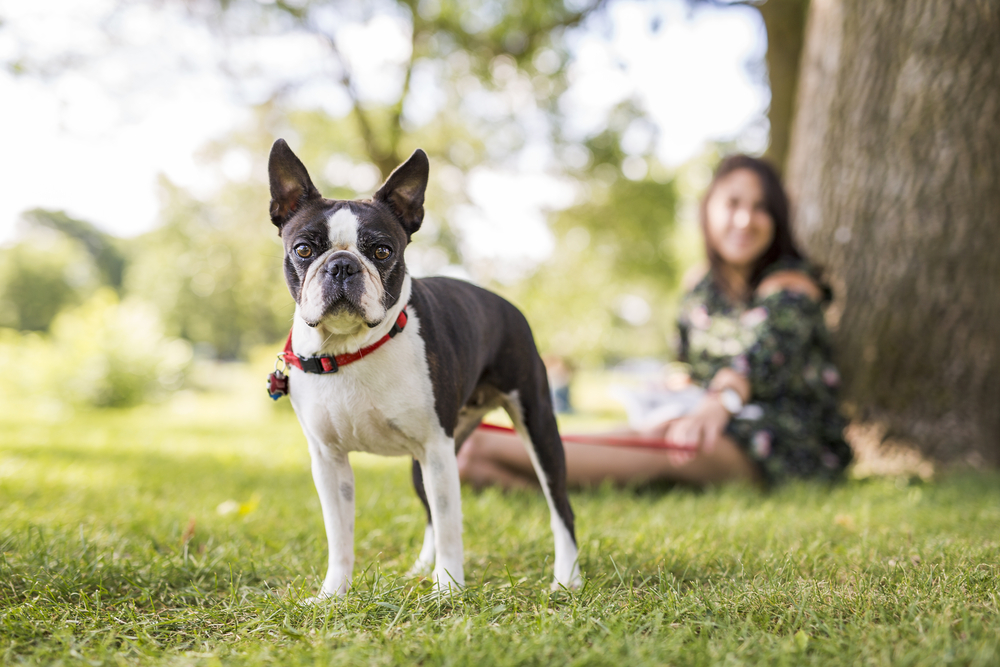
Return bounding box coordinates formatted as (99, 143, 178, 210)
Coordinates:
(267, 139, 581, 598)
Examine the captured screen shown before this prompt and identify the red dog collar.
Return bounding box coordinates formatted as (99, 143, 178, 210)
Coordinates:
(282, 306, 408, 374)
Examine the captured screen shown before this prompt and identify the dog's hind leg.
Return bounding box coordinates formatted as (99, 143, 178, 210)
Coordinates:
(407, 459, 436, 577)
(305, 436, 355, 600)
(502, 390, 582, 590)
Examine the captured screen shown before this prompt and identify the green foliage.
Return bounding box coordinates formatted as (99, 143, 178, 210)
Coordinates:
(0, 1, 698, 370)
(0, 289, 192, 408)
(504, 172, 683, 364)
(213, 0, 599, 176)
(563, 177, 679, 288)
(1, 393, 999, 665)
(176, 98, 696, 365)
(0, 209, 128, 333)
(0, 194, 290, 364)
(123, 179, 293, 360)
(22, 208, 127, 290)
(0, 226, 101, 332)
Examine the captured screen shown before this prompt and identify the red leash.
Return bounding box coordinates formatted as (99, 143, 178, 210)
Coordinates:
(475, 422, 696, 452)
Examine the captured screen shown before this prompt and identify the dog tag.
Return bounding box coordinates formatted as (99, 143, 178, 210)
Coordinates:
(267, 369, 288, 400)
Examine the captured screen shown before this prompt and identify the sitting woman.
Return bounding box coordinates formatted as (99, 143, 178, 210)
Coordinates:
(457, 154, 852, 489)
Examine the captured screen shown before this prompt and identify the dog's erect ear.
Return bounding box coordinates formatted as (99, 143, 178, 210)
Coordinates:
(374, 149, 429, 238)
(268, 139, 321, 229)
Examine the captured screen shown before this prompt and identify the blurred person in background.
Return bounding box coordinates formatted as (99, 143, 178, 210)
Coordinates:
(458, 155, 852, 490)
(543, 354, 575, 414)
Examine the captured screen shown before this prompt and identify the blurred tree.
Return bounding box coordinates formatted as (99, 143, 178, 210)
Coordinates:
(499, 100, 684, 363)
(571, 102, 679, 291)
(22, 209, 127, 290)
(691, 0, 809, 172)
(194, 0, 606, 178)
(123, 178, 292, 360)
(0, 211, 107, 332)
(504, 173, 680, 364)
(0, 0, 708, 362)
(178, 98, 684, 363)
(151, 3, 691, 362)
(786, 0, 1000, 463)
(756, 0, 807, 172)
(115, 103, 489, 359)
(0, 239, 84, 332)
(45, 289, 192, 408)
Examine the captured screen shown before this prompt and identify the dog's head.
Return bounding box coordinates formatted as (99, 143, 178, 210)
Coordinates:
(267, 139, 428, 333)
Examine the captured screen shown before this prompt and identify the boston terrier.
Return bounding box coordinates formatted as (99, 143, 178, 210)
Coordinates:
(267, 139, 581, 598)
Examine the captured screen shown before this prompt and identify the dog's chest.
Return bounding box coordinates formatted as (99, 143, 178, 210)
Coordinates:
(289, 317, 439, 456)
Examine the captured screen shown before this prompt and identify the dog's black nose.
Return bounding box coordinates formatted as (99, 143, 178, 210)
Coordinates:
(325, 251, 362, 280)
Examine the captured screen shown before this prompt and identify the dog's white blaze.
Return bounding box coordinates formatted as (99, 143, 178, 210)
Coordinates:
(300, 208, 360, 320)
(503, 392, 582, 590)
(327, 207, 360, 248)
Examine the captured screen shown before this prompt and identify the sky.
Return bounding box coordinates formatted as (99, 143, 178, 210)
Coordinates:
(0, 0, 768, 257)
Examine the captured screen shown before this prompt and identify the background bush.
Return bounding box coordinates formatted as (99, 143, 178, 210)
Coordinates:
(0, 289, 192, 409)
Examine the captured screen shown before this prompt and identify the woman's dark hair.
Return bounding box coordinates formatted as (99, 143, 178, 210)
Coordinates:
(699, 154, 806, 296)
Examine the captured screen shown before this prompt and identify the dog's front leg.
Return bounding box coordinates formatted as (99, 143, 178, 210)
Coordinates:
(418, 434, 464, 591)
(306, 438, 355, 599)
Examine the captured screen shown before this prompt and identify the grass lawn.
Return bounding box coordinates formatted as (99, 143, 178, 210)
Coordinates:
(2, 374, 999, 666)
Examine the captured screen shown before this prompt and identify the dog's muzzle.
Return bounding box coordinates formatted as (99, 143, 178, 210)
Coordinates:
(305, 250, 370, 326)
(324, 250, 362, 282)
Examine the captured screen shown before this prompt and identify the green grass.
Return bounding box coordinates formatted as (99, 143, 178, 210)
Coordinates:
(1, 380, 999, 666)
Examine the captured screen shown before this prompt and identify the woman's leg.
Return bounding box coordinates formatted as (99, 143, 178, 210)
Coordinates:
(456, 427, 540, 490)
(456, 426, 761, 490)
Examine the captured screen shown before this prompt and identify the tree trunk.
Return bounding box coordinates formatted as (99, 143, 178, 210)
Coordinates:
(786, 0, 1000, 464)
(759, 0, 809, 173)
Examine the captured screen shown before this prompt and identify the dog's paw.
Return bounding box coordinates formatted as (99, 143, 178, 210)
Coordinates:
(431, 568, 465, 594)
(301, 595, 331, 605)
(432, 581, 464, 596)
(551, 564, 583, 592)
(406, 558, 434, 578)
(301, 584, 347, 604)
(552, 556, 582, 592)
(417, 581, 463, 602)
(550, 575, 583, 592)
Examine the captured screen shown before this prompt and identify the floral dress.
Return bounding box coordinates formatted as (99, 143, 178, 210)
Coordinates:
(676, 265, 852, 484)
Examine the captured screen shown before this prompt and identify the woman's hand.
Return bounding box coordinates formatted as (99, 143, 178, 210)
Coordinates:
(659, 362, 692, 391)
(661, 395, 732, 465)
(708, 367, 750, 397)
(663, 371, 692, 391)
(656, 366, 750, 465)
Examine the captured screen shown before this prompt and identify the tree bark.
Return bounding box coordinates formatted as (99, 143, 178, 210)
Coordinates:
(759, 0, 809, 173)
(786, 0, 1000, 464)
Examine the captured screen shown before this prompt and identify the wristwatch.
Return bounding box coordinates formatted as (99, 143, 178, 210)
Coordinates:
(716, 388, 744, 415)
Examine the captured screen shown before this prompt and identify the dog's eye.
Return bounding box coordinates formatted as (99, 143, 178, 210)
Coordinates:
(294, 244, 313, 259)
(374, 246, 392, 260)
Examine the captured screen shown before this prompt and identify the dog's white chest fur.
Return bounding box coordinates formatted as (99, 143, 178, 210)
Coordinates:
(289, 310, 438, 458)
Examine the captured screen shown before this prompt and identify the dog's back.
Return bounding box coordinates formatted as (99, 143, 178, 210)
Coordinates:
(409, 276, 552, 437)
